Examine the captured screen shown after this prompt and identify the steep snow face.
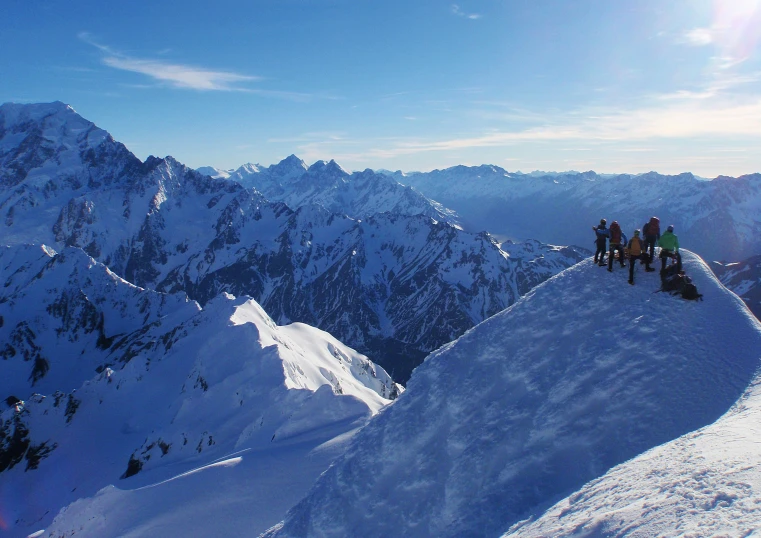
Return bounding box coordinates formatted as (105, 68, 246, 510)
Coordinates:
(266, 252, 761, 538)
(0, 244, 200, 399)
(0, 268, 400, 537)
(218, 155, 460, 225)
(712, 255, 761, 320)
(380, 166, 761, 261)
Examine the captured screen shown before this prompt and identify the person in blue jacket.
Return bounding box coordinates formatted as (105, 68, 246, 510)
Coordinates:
(592, 219, 610, 266)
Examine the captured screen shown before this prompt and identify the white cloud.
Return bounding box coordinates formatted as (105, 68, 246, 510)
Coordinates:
(451, 4, 481, 20)
(683, 27, 714, 46)
(101, 56, 257, 91)
(305, 91, 761, 166)
(78, 32, 313, 98)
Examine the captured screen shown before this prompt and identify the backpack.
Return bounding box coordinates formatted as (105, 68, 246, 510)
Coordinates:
(642, 222, 650, 236)
(661, 269, 703, 301)
(629, 237, 643, 257)
(681, 278, 703, 301)
(661, 273, 686, 294)
(609, 222, 622, 244)
(648, 217, 660, 236)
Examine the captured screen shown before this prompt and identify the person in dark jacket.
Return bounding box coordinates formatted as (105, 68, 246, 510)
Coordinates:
(658, 224, 682, 273)
(626, 229, 653, 284)
(592, 218, 609, 266)
(643, 216, 660, 263)
(607, 221, 626, 272)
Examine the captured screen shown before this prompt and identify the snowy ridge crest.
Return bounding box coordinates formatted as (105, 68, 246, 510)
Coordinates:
(1, 260, 400, 536)
(266, 251, 761, 538)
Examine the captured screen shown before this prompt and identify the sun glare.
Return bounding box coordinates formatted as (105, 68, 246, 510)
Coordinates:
(713, 0, 761, 62)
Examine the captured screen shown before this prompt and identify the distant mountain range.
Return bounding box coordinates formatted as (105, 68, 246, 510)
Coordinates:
(200, 158, 460, 226)
(207, 155, 761, 320)
(377, 166, 761, 262)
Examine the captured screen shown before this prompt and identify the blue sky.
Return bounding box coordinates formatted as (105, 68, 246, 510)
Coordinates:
(3, 0, 761, 176)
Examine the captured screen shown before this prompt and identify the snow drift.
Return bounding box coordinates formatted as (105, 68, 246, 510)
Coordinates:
(266, 251, 761, 538)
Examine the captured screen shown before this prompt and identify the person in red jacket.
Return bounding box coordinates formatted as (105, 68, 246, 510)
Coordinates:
(607, 221, 626, 272)
(643, 216, 660, 263)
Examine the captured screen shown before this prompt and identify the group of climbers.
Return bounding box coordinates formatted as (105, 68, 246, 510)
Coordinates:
(592, 216, 681, 285)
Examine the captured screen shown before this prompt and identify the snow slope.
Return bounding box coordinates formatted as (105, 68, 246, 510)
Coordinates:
(0, 247, 400, 537)
(0, 244, 200, 400)
(266, 251, 761, 538)
(506, 343, 761, 535)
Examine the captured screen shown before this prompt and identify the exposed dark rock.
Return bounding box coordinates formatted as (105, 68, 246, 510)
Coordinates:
(64, 394, 80, 423)
(120, 454, 142, 479)
(25, 440, 57, 471)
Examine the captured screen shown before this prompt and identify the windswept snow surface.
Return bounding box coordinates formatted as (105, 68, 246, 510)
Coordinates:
(506, 368, 761, 535)
(0, 248, 400, 537)
(266, 251, 761, 538)
(503, 406, 761, 537)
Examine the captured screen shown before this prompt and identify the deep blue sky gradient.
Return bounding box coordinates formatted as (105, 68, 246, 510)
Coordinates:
(3, 0, 760, 175)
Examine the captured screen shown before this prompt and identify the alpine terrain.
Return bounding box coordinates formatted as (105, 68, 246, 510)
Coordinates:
(711, 255, 761, 320)
(379, 166, 761, 262)
(265, 251, 761, 538)
(0, 102, 586, 382)
(0, 244, 401, 537)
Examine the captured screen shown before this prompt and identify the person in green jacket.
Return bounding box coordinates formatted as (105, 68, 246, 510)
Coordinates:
(658, 224, 681, 273)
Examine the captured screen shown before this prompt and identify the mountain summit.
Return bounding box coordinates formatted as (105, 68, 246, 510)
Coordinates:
(266, 251, 761, 537)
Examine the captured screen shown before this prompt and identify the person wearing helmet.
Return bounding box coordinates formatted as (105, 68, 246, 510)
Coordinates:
(592, 218, 610, 266)
(607, 220, 626, 272)
(626, 229, 653, 284)
(658, 224, 682, 273)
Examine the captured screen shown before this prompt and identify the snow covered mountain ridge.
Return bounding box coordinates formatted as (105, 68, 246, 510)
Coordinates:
(1, 101, 587, 382)
(266, 251, 761, 537)
(199, 155, 460, 226)
(3, 101, 761, 537)
(0, 244, 401, 537)
(711, 255, 761, 320)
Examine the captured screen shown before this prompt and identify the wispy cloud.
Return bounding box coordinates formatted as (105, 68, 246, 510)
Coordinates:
(451, 4, 481, 20)
(100, 55, 258, 91)
(309, 89, 761, 165)
(682, 27, 714, 46)
(78, 32, 311, 99)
